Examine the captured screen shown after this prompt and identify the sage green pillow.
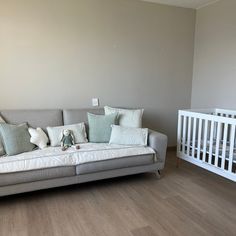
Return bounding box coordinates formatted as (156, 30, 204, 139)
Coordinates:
(87, 113, 118, 143)
(0, 115, 6, 156)
(0, 123, 35, 156)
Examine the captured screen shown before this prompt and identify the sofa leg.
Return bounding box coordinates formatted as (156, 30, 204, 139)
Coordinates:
(154, 170, 161, 179)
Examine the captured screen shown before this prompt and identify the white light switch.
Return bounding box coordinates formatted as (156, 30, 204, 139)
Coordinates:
(92, 98, 99, 107)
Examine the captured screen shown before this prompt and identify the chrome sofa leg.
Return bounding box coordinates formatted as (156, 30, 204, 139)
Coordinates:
(155, 170, 161, 179)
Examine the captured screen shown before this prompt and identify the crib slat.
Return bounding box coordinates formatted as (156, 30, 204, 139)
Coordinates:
(228, 125, 235, 173)
(202, 120, 208, 162)
(182, 116, 187, 154)
(187, 117, 192, 156)
(197, 119, 202, 160)
(213, 120, 217, 141)
(192, 117, 197, 158)
(215, 122, 221, 167)
(208, 120, 214, 164)
(177, 114, 182, 153)
(221, 123, 228, 170)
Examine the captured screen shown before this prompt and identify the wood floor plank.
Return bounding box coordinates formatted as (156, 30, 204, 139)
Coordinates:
(0, 151, 235, 236)
(131, 226, 158, 236)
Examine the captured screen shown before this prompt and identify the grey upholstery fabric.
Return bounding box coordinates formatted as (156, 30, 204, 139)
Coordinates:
(148, 129, 168, 169)
(0, 163, 160, 197)
(76, 154, 154, 174)
(63, 109, 104, 125)
(0, 166, 76, 187)
(0, 110, 63, 132)
(63, 109, 104, 137)
(78, 163, 161, 184)
(0, 176, 78, 197)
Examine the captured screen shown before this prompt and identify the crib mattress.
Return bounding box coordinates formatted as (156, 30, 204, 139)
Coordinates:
(182, 140, 236, 162)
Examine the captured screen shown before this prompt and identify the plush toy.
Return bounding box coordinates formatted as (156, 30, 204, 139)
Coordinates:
(60, 129, 80, 151)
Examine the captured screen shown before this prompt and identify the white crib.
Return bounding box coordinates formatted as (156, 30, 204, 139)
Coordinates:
(177, 108, 236, 182)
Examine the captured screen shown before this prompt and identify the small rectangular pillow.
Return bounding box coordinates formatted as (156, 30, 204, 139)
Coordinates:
(0, 115, 6, 156)
(47, 123, 88, 147)
(0, 123, 35, 156)
(109, 125, 148, 146)
(104, 106, 143, 128)
(87, 113, 118, 143)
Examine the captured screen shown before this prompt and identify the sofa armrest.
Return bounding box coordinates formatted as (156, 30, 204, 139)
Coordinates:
(148, 129, 168, 168)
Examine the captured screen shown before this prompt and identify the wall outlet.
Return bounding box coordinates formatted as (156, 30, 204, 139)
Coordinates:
(92, 98, 99, 107)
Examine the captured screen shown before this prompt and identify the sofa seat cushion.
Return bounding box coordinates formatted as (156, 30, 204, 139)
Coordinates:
(0, 148, 75, 174)
(0, 166, 75, 187)
(76, 153, 154, 175)
(0, 144, 155, 176)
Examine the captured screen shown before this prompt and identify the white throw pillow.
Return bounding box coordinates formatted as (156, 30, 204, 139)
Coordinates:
(109, 125, 148, 146)
(47, 123, 88, 147)
(104, 106, 143, 128)
(0, 115, 6, 156)
(28, 127, 49, 149)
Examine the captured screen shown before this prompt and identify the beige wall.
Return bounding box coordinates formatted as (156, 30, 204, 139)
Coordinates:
(192, 0, 236, 109)
(0, 0, 195, 146)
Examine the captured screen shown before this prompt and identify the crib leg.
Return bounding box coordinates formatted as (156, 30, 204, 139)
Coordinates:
(176, 157, 181, 168)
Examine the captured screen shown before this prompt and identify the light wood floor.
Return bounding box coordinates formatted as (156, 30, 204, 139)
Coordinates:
(0, 151, 236, 236)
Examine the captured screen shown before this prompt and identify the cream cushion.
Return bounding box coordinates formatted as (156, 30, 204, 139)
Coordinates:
(104, 106, 143, 128)
(109, 125, 148, 146)
(47, 123, 88, 147)
(28, 127, 49, 149)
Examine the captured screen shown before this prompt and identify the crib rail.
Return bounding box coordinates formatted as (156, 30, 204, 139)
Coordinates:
(177, 109, 236, 182)
(215, 108, 236, 118)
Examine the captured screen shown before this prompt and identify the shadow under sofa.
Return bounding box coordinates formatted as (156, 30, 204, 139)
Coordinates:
(0, 109, 168, 197)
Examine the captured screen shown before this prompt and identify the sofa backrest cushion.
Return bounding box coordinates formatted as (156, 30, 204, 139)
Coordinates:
(0, 110, 63, 132)
(63, 109, 104, 125)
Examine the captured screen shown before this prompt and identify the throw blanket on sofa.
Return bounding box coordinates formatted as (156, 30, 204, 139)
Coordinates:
(0, 143, 156, 174)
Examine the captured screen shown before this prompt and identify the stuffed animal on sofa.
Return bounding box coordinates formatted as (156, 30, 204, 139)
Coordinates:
(60, 129, 80, 151)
